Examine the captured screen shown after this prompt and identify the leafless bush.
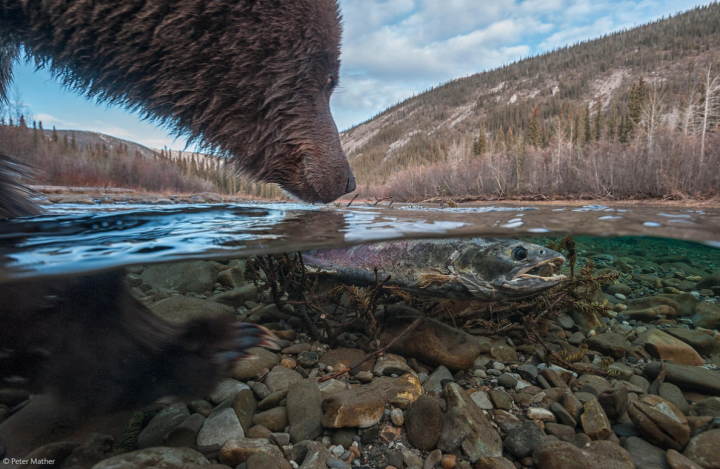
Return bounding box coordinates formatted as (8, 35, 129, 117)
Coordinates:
(383, 129, 720, 201)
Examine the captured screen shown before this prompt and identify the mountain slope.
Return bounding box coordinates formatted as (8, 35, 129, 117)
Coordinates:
(340, 2, 720, 188)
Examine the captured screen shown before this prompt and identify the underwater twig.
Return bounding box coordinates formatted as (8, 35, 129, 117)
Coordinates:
(270, 434, 291, 460)
(525, 328, 616, 378)
(649, 359, 666, 395)
(318, 316, 425, 382)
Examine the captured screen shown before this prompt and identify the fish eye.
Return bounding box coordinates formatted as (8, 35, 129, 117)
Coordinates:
(512, 246, 528, 261)
(540, 249, 546, 255)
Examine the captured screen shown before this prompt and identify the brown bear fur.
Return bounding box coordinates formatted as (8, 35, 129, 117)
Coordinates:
(0, 0, 360, 426)
(0, 0, 355, 203)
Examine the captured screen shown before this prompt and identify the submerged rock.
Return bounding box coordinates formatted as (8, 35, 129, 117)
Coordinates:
(405, 394, 444, 451)
(286, 379, 323, 443)
(149, 295, 235, 323)
(380, 317, 489, 371)
(142, 260, 221, 295)
(637, 329, 704, 366)
(220, 438, 284, 466)
(322, 386, 386, 428)
(137, 403, 190, 449)
(93, 447, 209, 469)
(438, 382, 502, 462)
(684, 429, 720, 468)
(646, 362, 720, 396)
(197, 407, 244, 446)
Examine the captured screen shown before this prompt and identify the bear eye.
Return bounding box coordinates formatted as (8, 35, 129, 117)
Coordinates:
(326, 77, 336, 90)
(512, 246, 528, 261)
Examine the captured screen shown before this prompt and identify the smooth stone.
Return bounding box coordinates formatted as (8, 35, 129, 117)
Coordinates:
(252, 406, 289, 433)
(623, 436, 669, 469)
(93, 447, 209, 469)
(374, 353, 416, 377)
(210, 379, 250, 404)
(526, 407, 555, 421)
(21, 441, 80, 468)
(489, 389, 513, 411)
(246, 451, 292, 469)
(516, 365, 539, 382)
(293, 440, 333, 469)
(576, 374, 612, 394)
(627, 296, 683, 318)
(321, 386, 385, 428)
(549, 402, 577, 427)
(149, 295, 234, 323)
(219, 438, 285, 466)
(258, 390, 287, 411)
(211, 285, 258, 308)
(197, 407, 244, 446)
(471, 391, 494, 410)
(581, 399, 612, 440)
(474, 456, 516, 469)
(693, 303, 720, 330)
(437, 383, 502, 462)
(391, 408, 404, 426)
(297, 351, 319, 368)
(137, 403, 190, 449)
(142, 260, 220, 294)
(286, 379, 323, 443)
(504, 420, 546, 458)
(424, 366, 454, 394)
(684, 428, 720, 469)
(165, 413, 205, 447)
(659, 382, 691, 415)
(667, 449, 703, 469)
(319, 348, 374, 375)
(498, 373, 518, 388)
(233, 347, 281, 380)
(232, 388, 258, 433)
(646, 362, 720, 396)
(598, 387, 629, 419)
(424, 449, 443, 469)
(665, 328, 719, 357)
(638, 329, 704, 366)
(405, 394, 444, 451)
(627, 395, 690, 451)
(532, 440, 633, 469)
(265, 366, 303, 393)
(545, 422, 576, 442)
(587, 333, 629, 359)
(380, 317, 490, 371)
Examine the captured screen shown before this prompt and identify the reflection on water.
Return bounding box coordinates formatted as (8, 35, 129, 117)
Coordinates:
(0, 202, 720, 281)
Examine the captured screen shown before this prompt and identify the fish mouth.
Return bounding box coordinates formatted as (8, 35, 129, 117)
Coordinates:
(505, 256, 567, 288)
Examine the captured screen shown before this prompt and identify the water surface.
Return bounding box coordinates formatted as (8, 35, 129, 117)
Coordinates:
(1, 202, 719, 282)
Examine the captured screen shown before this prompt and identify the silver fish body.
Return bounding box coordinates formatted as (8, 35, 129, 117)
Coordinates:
(303, 238, 566, 300)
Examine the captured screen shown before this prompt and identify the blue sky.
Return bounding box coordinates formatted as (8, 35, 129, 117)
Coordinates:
(9, 0, 710, 150)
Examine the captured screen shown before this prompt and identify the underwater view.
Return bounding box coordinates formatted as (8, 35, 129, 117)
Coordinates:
(4, 0, 720, 467)
(2, 201, 720, 469)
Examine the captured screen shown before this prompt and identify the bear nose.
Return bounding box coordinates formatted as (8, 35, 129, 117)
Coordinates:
(345, 174, 356, 194)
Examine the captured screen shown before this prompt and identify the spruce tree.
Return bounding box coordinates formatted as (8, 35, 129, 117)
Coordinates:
(594, 100, 603, 140)
(473, 126, 487, 155)
(583, 102, 592, 144)
(525, 106, 542, 148)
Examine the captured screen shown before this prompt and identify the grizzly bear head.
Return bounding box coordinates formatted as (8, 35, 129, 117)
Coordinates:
(1, 0, 355, 202)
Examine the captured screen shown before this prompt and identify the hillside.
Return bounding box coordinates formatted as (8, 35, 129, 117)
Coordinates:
(44, 129, 160, 160)
(340, 3, 720, 201)
(0, 123, 285, 199)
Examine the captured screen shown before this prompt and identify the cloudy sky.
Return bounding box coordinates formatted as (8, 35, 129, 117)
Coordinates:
(10, 0, 708, 150)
